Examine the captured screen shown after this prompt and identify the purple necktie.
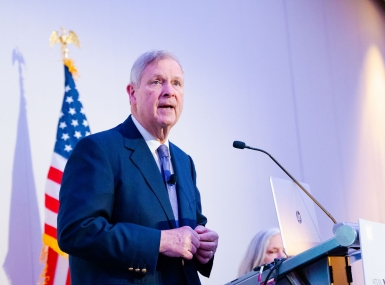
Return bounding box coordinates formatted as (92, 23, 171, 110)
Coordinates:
(157, 144, 179, 226)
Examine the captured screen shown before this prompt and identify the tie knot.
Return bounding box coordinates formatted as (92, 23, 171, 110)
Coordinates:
(157, 144, 169, 158)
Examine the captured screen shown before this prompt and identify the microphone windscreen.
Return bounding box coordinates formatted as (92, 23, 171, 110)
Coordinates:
(233, 141, 246, 149)
(168, 174, 178, 185)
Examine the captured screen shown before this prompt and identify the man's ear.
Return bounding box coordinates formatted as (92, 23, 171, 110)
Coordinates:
(127, 84, 136, 104)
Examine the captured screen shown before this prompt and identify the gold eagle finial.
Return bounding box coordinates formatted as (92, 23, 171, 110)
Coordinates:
(49, 27, 80, 59)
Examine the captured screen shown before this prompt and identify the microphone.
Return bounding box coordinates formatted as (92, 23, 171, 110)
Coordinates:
(233, 140, 337, 224)
(233, 141, 246, 149)
(167, 174, 177, 185)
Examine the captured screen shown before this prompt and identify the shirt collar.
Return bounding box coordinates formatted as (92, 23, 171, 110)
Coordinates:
(131, 115, 170, 154)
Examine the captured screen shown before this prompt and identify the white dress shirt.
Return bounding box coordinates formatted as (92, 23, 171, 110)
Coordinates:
(131, 115, 179, 225)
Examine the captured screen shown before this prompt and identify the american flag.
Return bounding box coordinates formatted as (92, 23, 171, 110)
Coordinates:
(42, 62, 90, 285)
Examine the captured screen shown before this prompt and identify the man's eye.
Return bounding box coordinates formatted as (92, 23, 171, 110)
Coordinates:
(173, 81, 181, 86)
(152, 80, 161, 85)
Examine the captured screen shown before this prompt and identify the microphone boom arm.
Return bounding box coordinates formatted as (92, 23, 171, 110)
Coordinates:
(245, 145, 337, 224)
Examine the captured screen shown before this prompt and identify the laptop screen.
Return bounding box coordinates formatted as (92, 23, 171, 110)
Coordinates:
(270, 176, 321, 256)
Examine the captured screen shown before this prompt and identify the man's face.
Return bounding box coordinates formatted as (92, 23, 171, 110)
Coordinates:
(128, 58, 184, 134)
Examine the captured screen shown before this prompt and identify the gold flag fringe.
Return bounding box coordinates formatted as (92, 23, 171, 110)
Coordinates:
(39, 235, 69, 285)
(42, 233, 68, 257)
(63, 58, 80, 79)
(39, 245, 49, 285)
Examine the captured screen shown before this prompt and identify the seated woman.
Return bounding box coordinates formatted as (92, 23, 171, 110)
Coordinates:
(238, 228, 286, 276)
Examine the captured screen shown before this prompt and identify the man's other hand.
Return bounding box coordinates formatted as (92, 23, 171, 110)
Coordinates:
(194, 225, 219, 264)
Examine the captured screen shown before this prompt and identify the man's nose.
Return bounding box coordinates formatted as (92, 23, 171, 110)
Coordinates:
(162, 82, 176, 97)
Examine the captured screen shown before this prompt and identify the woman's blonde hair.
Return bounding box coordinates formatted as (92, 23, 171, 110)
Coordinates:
(238, 228, 281, 277)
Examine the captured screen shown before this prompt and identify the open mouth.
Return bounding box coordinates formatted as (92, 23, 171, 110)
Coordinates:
(159, 105, 175, 110)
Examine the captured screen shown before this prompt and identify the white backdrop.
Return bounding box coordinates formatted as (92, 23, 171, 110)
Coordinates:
(1, 0, 385, 284)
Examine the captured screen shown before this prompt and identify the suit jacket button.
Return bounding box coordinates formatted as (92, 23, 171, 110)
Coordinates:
(135, 268, 140, 272)
(142, 268, 147, 274)
(128, 263, 134, 271)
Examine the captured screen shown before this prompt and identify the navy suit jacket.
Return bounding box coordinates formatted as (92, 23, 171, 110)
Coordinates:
(57, 116, 213, 285)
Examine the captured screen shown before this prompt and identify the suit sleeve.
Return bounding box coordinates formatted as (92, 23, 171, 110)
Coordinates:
(57, 136, 160, 273)
(188, 156, 207, 227)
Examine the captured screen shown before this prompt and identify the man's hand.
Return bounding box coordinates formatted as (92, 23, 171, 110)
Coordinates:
(194, 225, 219, 264)
(159, 226, 200, 260)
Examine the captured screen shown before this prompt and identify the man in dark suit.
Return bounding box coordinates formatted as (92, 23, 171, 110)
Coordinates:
(57, 50, 219, 284)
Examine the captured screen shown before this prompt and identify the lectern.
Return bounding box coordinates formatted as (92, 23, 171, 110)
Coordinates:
(225, 223, 361, 285)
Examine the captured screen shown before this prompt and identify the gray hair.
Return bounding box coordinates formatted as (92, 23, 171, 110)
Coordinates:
(130, 50, 183, 86)
(238, 228, 281, 277)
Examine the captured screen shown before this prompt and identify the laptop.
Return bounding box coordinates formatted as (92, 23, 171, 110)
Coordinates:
(270, 176, 321, 257)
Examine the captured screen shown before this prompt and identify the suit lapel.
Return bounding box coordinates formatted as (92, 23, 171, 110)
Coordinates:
(170, 143, 195, 227)
(122, 116, 176, 228)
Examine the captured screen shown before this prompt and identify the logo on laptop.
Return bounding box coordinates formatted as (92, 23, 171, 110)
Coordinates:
(296, 211, 302, 224)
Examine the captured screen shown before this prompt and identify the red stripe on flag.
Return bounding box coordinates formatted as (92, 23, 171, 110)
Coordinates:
(45, 194, 60, 213)
(45, 223, 57, 240)
(48, 167, 63, 184)
(66, 268, 71, 285)
(45, 247, 59, 285)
